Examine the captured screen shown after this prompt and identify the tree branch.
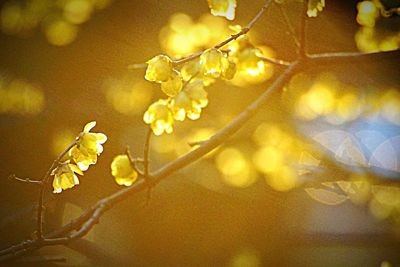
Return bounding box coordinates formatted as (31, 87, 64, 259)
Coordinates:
(37, 140, 77, 239)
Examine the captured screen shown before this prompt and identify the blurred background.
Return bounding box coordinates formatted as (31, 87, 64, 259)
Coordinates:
(0, 0, 399, 266)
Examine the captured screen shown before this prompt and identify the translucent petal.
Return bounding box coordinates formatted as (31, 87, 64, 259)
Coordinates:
(83, 121, 96, 132)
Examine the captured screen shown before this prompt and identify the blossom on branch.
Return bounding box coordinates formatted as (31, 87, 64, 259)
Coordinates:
(70, 121, 107, 171)
(111, 155, 138, 186)
(144, 99, 174, 135)
(161, 70, 183, 97)
(52, 162, 83, 193)
(200, 48, 229, 78)
(171, 80, 208, 121)
(145, 55, 174, 83)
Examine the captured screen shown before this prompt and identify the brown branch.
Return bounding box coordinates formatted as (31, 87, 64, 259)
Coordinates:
(1, 0, 399, 260)
(2, 46, 399, 263)
(36, 140, 77, 239)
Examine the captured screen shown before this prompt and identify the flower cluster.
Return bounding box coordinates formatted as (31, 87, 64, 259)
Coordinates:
(143, 24, 270, 135)
(51, 121, 107, 193)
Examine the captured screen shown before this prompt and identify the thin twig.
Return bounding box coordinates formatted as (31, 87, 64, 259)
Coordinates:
(259, 56, 291, 66)
(37, 140, 77, 239)
(143, 128, 153, 204)
(126, 146, 144, 176)
(298, 0, 308, 58)
(277, 2, 300, 47)
(8, 174, 42, 186)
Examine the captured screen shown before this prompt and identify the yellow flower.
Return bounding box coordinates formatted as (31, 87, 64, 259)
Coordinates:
(207, 0, 237, 20)
(237, 47, 267, 78)
(143, 99, 174, 135)
(161, 70, 183, 97)
(70, 121, 107, 171)
(171, 80, 208, 121)
(51, 162, 83, 193)
(200, 48, 229, 78)
(221, 59, 236, 80)
(307, 0, 325, 18)
(111, 155, 138, 186)
(145, 55, 174, 83)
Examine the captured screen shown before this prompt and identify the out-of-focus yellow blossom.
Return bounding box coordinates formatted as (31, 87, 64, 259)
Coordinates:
(236, 47, 269, 82)
(144, 99, 174, 135)
(145, 55, 174, 83)
(171, 80, 208, 121)
(222, 59, 237, 80)
(52, 162, 83, 193)
(356, 1, 379, 27)
(161, 70, 183, 97)
(207, 0, 237, 20)
(200, 48, 229, 78)
(111, 155, 138, 186)
(44, 19, 78, 46)
(181, 59, 202, 81)
(307, 0, 325, 18)
(69, 121, 107, 171)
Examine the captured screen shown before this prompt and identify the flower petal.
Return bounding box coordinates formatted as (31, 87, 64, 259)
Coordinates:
(83, 121, 97, 133)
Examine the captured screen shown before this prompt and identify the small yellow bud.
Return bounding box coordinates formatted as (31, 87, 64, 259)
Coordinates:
(237, 48, 268, 82)
(111, 155, 138, 186)
(145, 55, 173, 83)
(161, 70, 183, 97)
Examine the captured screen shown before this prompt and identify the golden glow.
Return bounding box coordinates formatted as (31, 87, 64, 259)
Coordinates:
(51, 129, 76, 156)
(63, 0, 94, 25)
(229, 248, 261, 267)
(159, 13, 227, 58)
(216, 147, 255, 187)
(252, 146, 284, 174)
(0, 0, 112, 45)
(265, 165, 297, 192)
(104, 77, 153, 115)
(0, 78, 45, 115)
(44, 19, 78, 46)
(379, 89, 400, 125)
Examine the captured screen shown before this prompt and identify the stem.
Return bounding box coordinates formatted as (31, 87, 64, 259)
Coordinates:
(298, 0, 308, 58)
(143, 128, 152, 177)
(36, 141, 77, 239)
(277, 2, 300, 47)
